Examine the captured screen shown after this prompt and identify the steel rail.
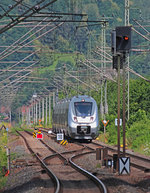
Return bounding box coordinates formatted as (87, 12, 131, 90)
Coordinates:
(91, 141, 150, 172)
(16, 130, 61, 193)
(42, 145, 107, 193)
(26, 129, 107, 192)
(28, 130, 86, 163)
(70, 152, 107, 193)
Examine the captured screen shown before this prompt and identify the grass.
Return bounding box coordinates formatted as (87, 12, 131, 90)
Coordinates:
(0, 124, 32, 190)
(0, 131, 8, 189)
(10, 125, 33, 136)
(97, 131, 150, 156)
(38, 52, 85, 74)
(0, 177, 7, 190)
(10, 127, 24, 135)
(96, 163, 101, 168)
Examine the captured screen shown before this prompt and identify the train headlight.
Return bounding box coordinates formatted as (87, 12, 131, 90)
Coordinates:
(90, 117, 94, 121)
(74, 117, 78, 122)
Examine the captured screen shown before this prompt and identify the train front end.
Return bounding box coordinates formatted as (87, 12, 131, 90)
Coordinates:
(68, 96, 99, 140)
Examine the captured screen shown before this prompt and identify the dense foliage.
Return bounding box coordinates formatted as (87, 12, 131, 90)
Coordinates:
(0, 0, 150, 153)
(97, 79, 150, 154)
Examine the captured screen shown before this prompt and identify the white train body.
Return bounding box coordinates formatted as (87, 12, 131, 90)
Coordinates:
(52, 95, 99, 140)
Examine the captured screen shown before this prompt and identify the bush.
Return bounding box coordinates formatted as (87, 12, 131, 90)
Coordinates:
(126, 119, 150, 151)
(105, 114, 118, 145)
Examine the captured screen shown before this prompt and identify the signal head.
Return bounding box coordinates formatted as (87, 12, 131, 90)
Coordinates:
(124, 36, 129, 41)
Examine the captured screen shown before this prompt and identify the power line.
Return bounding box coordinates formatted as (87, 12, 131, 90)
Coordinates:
(0, 19, 62, 61)
(0, 61, 39, 85)
(132, 27, 150, 42)
(0, 1, 24, 20)
(126, 67, 150, 82)
(0, 50, 39, 75)
(0, 0, 58, 34)
(0, 17, 48, 57)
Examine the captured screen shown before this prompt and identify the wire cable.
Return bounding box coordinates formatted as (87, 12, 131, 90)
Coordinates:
(0, 0, 58, 34)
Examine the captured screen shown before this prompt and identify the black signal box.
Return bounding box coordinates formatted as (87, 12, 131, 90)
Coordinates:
(116, 26, 131, 52)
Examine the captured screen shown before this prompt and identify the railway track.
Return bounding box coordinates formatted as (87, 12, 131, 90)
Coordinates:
(16, 130, 59, 193)
(85, 141, 150, 172)
(31, 127, 150, 172)
(17, 129, 108, 193)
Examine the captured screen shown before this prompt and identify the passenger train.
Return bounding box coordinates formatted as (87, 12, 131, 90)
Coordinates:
(52, 95, 99, 141)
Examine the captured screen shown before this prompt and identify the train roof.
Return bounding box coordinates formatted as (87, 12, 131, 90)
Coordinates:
(55, 95, 96, 105)
(71, 95, 95, 102)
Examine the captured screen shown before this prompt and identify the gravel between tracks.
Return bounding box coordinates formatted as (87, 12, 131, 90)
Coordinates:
(1, 133, 150, 193)
(74, 153, 150, 193)
(0, 134, 53, 193)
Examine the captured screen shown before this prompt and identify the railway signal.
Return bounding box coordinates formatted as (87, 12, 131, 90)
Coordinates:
(111, 26, 131, 54)
(111, 26, 132, 166)
(116, 26, 131, 53)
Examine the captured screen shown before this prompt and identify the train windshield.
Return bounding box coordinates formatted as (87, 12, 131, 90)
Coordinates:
(74, 102, 92, 117)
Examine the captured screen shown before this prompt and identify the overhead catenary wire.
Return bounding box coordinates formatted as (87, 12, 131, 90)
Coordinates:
(94, 44, 150, 83)
(0, 17, 57, 59)
(0, 69, 32, 72)
(0, 71, 33, 91)
(65, 71, 99, 91)
(0, 61, 39, 85)
(126, 67, 150, 82)
(0, 17, 49, 58)
(133, 19, 150, 35)
(0, 0, 25, 20)
(0, 20, 63, 62)
(132, 27, 150, 42)
(83, 59, 116, 82)
(0, 20, 64, 82)
(2, 2, 148, 107)
(0, 60, 36, 63)
(53, 74, 83, 94)
(94, 50, 112, 62)
(0, 50, 40, 76)
(96, 47, 112, 59)
(0, 19, 65, 98)
(0, 0, 59, 34)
